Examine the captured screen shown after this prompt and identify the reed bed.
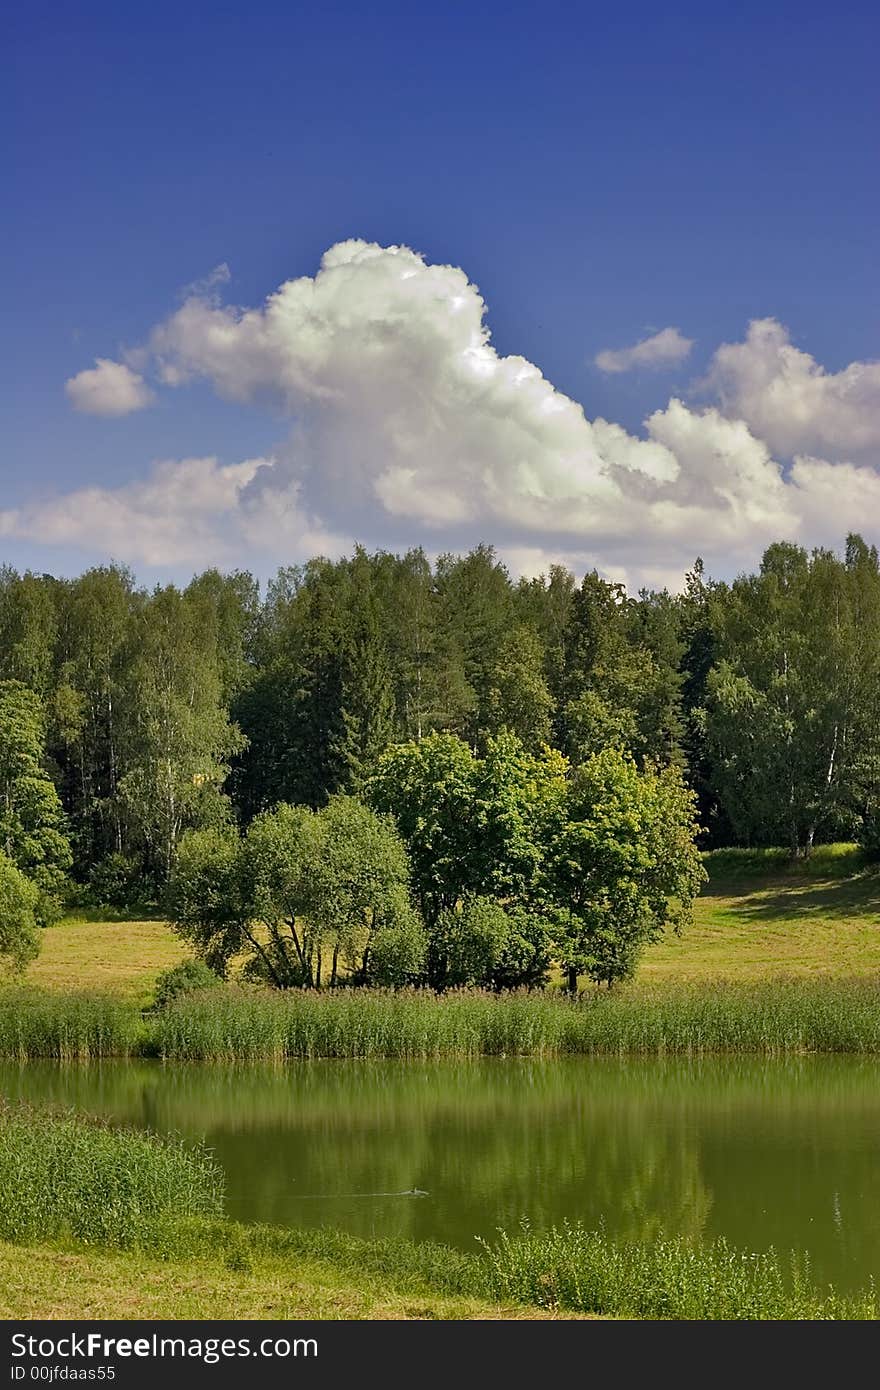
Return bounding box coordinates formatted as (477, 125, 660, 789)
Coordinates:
(147, 978, 880, 1060)
(0, 988, 142, 1060)
(481, 1222, 879, 1319)
(0, 1101, 224, 1247)
(5, 977, 880, 1060)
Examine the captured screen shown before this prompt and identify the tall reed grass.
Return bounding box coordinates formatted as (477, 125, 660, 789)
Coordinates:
(0, 988, 141, 1060)
(481, 1222, 879, 1319)
(147, 978, 880, 1060)
(5, 977, 880, 1060)
(0, 1101, 224, 1247)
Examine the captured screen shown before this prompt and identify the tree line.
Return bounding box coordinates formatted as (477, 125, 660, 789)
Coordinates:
(1, 535, 878, 984)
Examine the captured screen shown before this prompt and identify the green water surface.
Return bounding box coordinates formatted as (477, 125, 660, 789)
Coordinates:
(3, 1056, 880, 1291)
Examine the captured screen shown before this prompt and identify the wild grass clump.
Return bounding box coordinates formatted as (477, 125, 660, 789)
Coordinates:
(0, 1101, 224, 1248)
(481, 1222, 879, 1319)
(4, 976, 880, 1061)
(0, 988, 142, 1059)
(145, 978, 880, 1060)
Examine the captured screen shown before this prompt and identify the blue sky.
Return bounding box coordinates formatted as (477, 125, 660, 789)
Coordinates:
(3, 0, 879, 589)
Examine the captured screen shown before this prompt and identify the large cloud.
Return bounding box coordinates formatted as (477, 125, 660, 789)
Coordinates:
(46, 242, 880, 587)
(705, 318, 880, 458)
(65, 358, 154, 416)
(595, 327, 693, 374)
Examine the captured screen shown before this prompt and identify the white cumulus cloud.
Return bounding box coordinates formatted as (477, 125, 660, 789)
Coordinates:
(65, 358, 154, 416)
(706, 318, 880, 458)
(594, 327, 694, 374)
(46, 243, 880, 586)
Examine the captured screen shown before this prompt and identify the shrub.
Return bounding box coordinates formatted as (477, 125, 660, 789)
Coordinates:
(367, 913, 428, 987)
(151, 959, 222, 1011)
(89, 852, 154, 911)
(0, 853, 41, 974)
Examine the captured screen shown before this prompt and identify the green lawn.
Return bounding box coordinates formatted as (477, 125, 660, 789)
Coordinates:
(26, 916, 186, 1004)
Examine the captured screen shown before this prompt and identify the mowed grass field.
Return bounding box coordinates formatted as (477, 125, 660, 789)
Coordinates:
(644, 845, 880, 982)
(21, 844, 880, 1000)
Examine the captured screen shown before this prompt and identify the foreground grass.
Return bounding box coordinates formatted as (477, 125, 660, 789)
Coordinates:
(1, 1218, 874, 1321)
(0, 1241, 560, 1321)
(0, 1101, 223, 1245)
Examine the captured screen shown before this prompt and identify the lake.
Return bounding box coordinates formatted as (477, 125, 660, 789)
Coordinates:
(3, 1055, 880, 1291)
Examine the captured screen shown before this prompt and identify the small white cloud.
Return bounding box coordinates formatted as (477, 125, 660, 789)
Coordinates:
(594, 327, 694, 374)
(180, 263, 232, 301)
(705, 318, 880, 458)
(65, 358, 154, 416)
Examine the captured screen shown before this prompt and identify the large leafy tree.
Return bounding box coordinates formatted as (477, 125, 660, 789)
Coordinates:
(558, 572, 684, 767)
(369, 730, 566, 986)
(51, 565, 140, 868)
(483, 624, 555, 750)
(168, 795, 417, 989)
(0, 680, 71, 917)
(0, 568, 59, 696)
(542, 746, 705, 990)
(118, 586, 246, 879)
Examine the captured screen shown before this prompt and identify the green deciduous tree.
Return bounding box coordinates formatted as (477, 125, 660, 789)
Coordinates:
(369, 730, 566, 987)
(168, 795, 417, 989)
(705, 537, 880, 855)
(0, 680, 72, 918)
(484, 624, 554, 750)
(542, 746, 705, 989)
(118, 586, 247, 879)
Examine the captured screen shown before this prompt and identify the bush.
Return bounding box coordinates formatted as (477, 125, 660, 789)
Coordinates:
(0, 853, 41, 973)
(151, 959, 221, 1011)
(367, 910, 428, 988)
(429, 898, 550, 990)
(431, 897, 509, 988)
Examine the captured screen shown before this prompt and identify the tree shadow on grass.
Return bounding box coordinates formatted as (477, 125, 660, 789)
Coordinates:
(712, 872, 880, 925)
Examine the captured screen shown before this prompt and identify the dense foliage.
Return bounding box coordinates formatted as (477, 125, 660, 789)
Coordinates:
(3, 534, 877, 983)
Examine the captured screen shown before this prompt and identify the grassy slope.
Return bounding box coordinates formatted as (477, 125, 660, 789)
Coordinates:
(644, 844, 880, 981)
(26, 916, 186, 1004)
(27, 844, 880, 999)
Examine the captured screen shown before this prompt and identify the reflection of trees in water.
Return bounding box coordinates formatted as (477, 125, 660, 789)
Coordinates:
(4, 1055, 880, 1283)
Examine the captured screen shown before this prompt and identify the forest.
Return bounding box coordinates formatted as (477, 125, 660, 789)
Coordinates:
(2, 534, 879, 989)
